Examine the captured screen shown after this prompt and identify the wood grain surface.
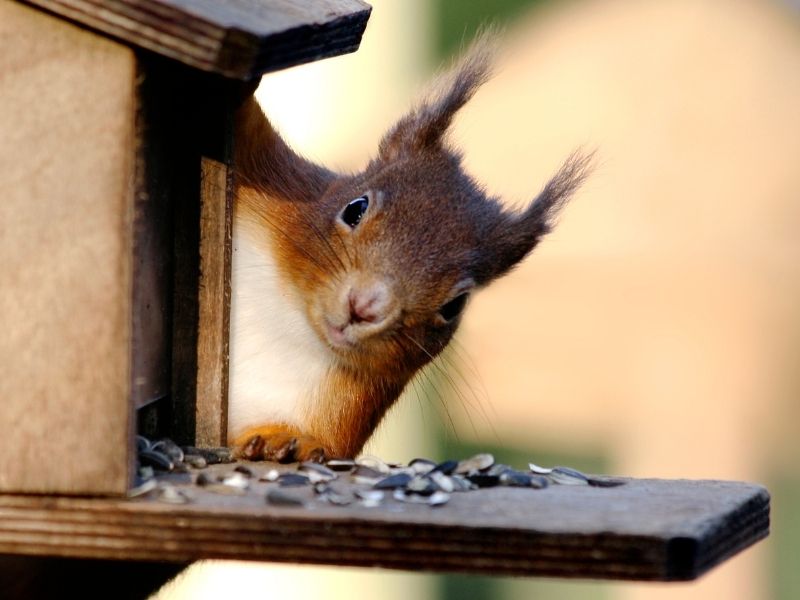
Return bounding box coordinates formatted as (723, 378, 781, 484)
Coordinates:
(0, 465, 770, 581)
(0, 1, 136, 494)
(195, 158, 233, 447)
(19, 0, 372, 79)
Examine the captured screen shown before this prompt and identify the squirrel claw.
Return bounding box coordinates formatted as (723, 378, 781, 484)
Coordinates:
(233, 428, 327, 464)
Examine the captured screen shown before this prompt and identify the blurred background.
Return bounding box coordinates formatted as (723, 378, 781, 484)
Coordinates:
(156, 0, 800, 598)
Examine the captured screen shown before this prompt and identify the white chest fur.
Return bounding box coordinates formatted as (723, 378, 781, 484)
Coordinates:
(227, 217, 332, 440)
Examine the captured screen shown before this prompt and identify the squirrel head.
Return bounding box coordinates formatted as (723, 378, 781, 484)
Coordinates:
(238, 32, 592, 381)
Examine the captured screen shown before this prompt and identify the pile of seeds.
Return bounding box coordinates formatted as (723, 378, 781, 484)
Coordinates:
(134, 436, 625, 508)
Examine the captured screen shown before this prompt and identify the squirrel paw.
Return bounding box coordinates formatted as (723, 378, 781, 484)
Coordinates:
(233, 426, 327, 463)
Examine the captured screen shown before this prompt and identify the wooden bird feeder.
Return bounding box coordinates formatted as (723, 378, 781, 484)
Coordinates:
(0, 0, 371, 496)
(0, 0, 769, 595)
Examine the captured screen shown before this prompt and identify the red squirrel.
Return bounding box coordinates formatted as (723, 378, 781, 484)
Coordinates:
(229, 33, 591, 462)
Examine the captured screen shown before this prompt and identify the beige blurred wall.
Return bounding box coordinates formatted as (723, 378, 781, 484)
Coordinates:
(157, 0, 800, 598)
(452, 1, 800, 599)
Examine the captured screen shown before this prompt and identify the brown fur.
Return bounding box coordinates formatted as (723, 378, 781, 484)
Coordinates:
(232, 32, 592, 461)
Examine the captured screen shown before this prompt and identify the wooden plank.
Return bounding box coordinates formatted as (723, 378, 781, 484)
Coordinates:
(0, 0, 136, 494)
(18, 0, 372, 80)
(195, 158, 233, 447)
(0, 467, 769, 581)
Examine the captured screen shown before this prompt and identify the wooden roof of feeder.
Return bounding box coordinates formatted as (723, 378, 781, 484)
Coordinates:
(19, 0, 372, 79)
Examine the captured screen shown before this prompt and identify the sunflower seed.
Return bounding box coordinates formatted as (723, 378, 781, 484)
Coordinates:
(195, 472, 213, 486)
(587, 476, 627, 488)
(299, 462, 336, 483)
(466, 473, 500, 488)
(355, 489, 385, 502)
(450, 474, 475, 492)
(529, 475, 550, 489)
(355, 489, 384, 507)
(356, 456, 391, 474)
(429, 460, 459, 475)
(456, 453, 494, 474)
(136, 436, 151, 453)
(183, 454, 207, 469)
(195, 471, 248, 495)
(222, 471, 250, 490)
(499, 470, 537, 487)
(278, 473, 310, 487)
(549, 466, 590, 486)
(233, 465, 254, 478)
(486, 463, 513, 477)
(152, 439, 184, 464)
(266, 489, 305, 507)
(128, 477, 158, 498)
(326, 459, 356, 472)
(181, 446, 234, 465)
(408, 458, 436, 475)
(352, 465, 384, 484)
(427, 491, 451, 507)
(406, 476, 437, 496)
(139, 449, 174, 472)
(528, 462, 553, 475)
(373, 473, 412, 490)
(259, 469, 280, 482)
(428, 471, 455, 493)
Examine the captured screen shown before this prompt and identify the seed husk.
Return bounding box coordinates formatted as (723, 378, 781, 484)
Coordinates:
(456, 453, 494, 474)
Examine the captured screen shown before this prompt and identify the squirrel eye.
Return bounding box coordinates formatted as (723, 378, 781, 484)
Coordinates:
(438, 293, 468, 323)
(340, 195, 369, 228)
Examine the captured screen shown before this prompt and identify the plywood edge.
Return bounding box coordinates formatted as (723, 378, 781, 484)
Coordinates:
(0, 475, 770, 580)
(19, 0, 372, 79)
(195, 158, 232, 446)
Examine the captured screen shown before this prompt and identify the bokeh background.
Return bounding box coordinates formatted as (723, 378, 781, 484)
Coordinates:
(156, 0, 800, 598)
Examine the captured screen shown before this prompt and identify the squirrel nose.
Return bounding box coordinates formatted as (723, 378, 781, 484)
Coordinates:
(348, 282, 390, 325)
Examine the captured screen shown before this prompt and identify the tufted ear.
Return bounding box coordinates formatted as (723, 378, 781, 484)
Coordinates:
(477, 152, 594, 284)
(379, 31, 498, 161)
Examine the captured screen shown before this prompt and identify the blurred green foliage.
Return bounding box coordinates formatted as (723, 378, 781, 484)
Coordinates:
(431, 0, 547, 62)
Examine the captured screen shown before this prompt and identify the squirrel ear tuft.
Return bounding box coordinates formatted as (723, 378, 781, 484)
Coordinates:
(379, 29, 499, 161)
(478, 151, 594, 283)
